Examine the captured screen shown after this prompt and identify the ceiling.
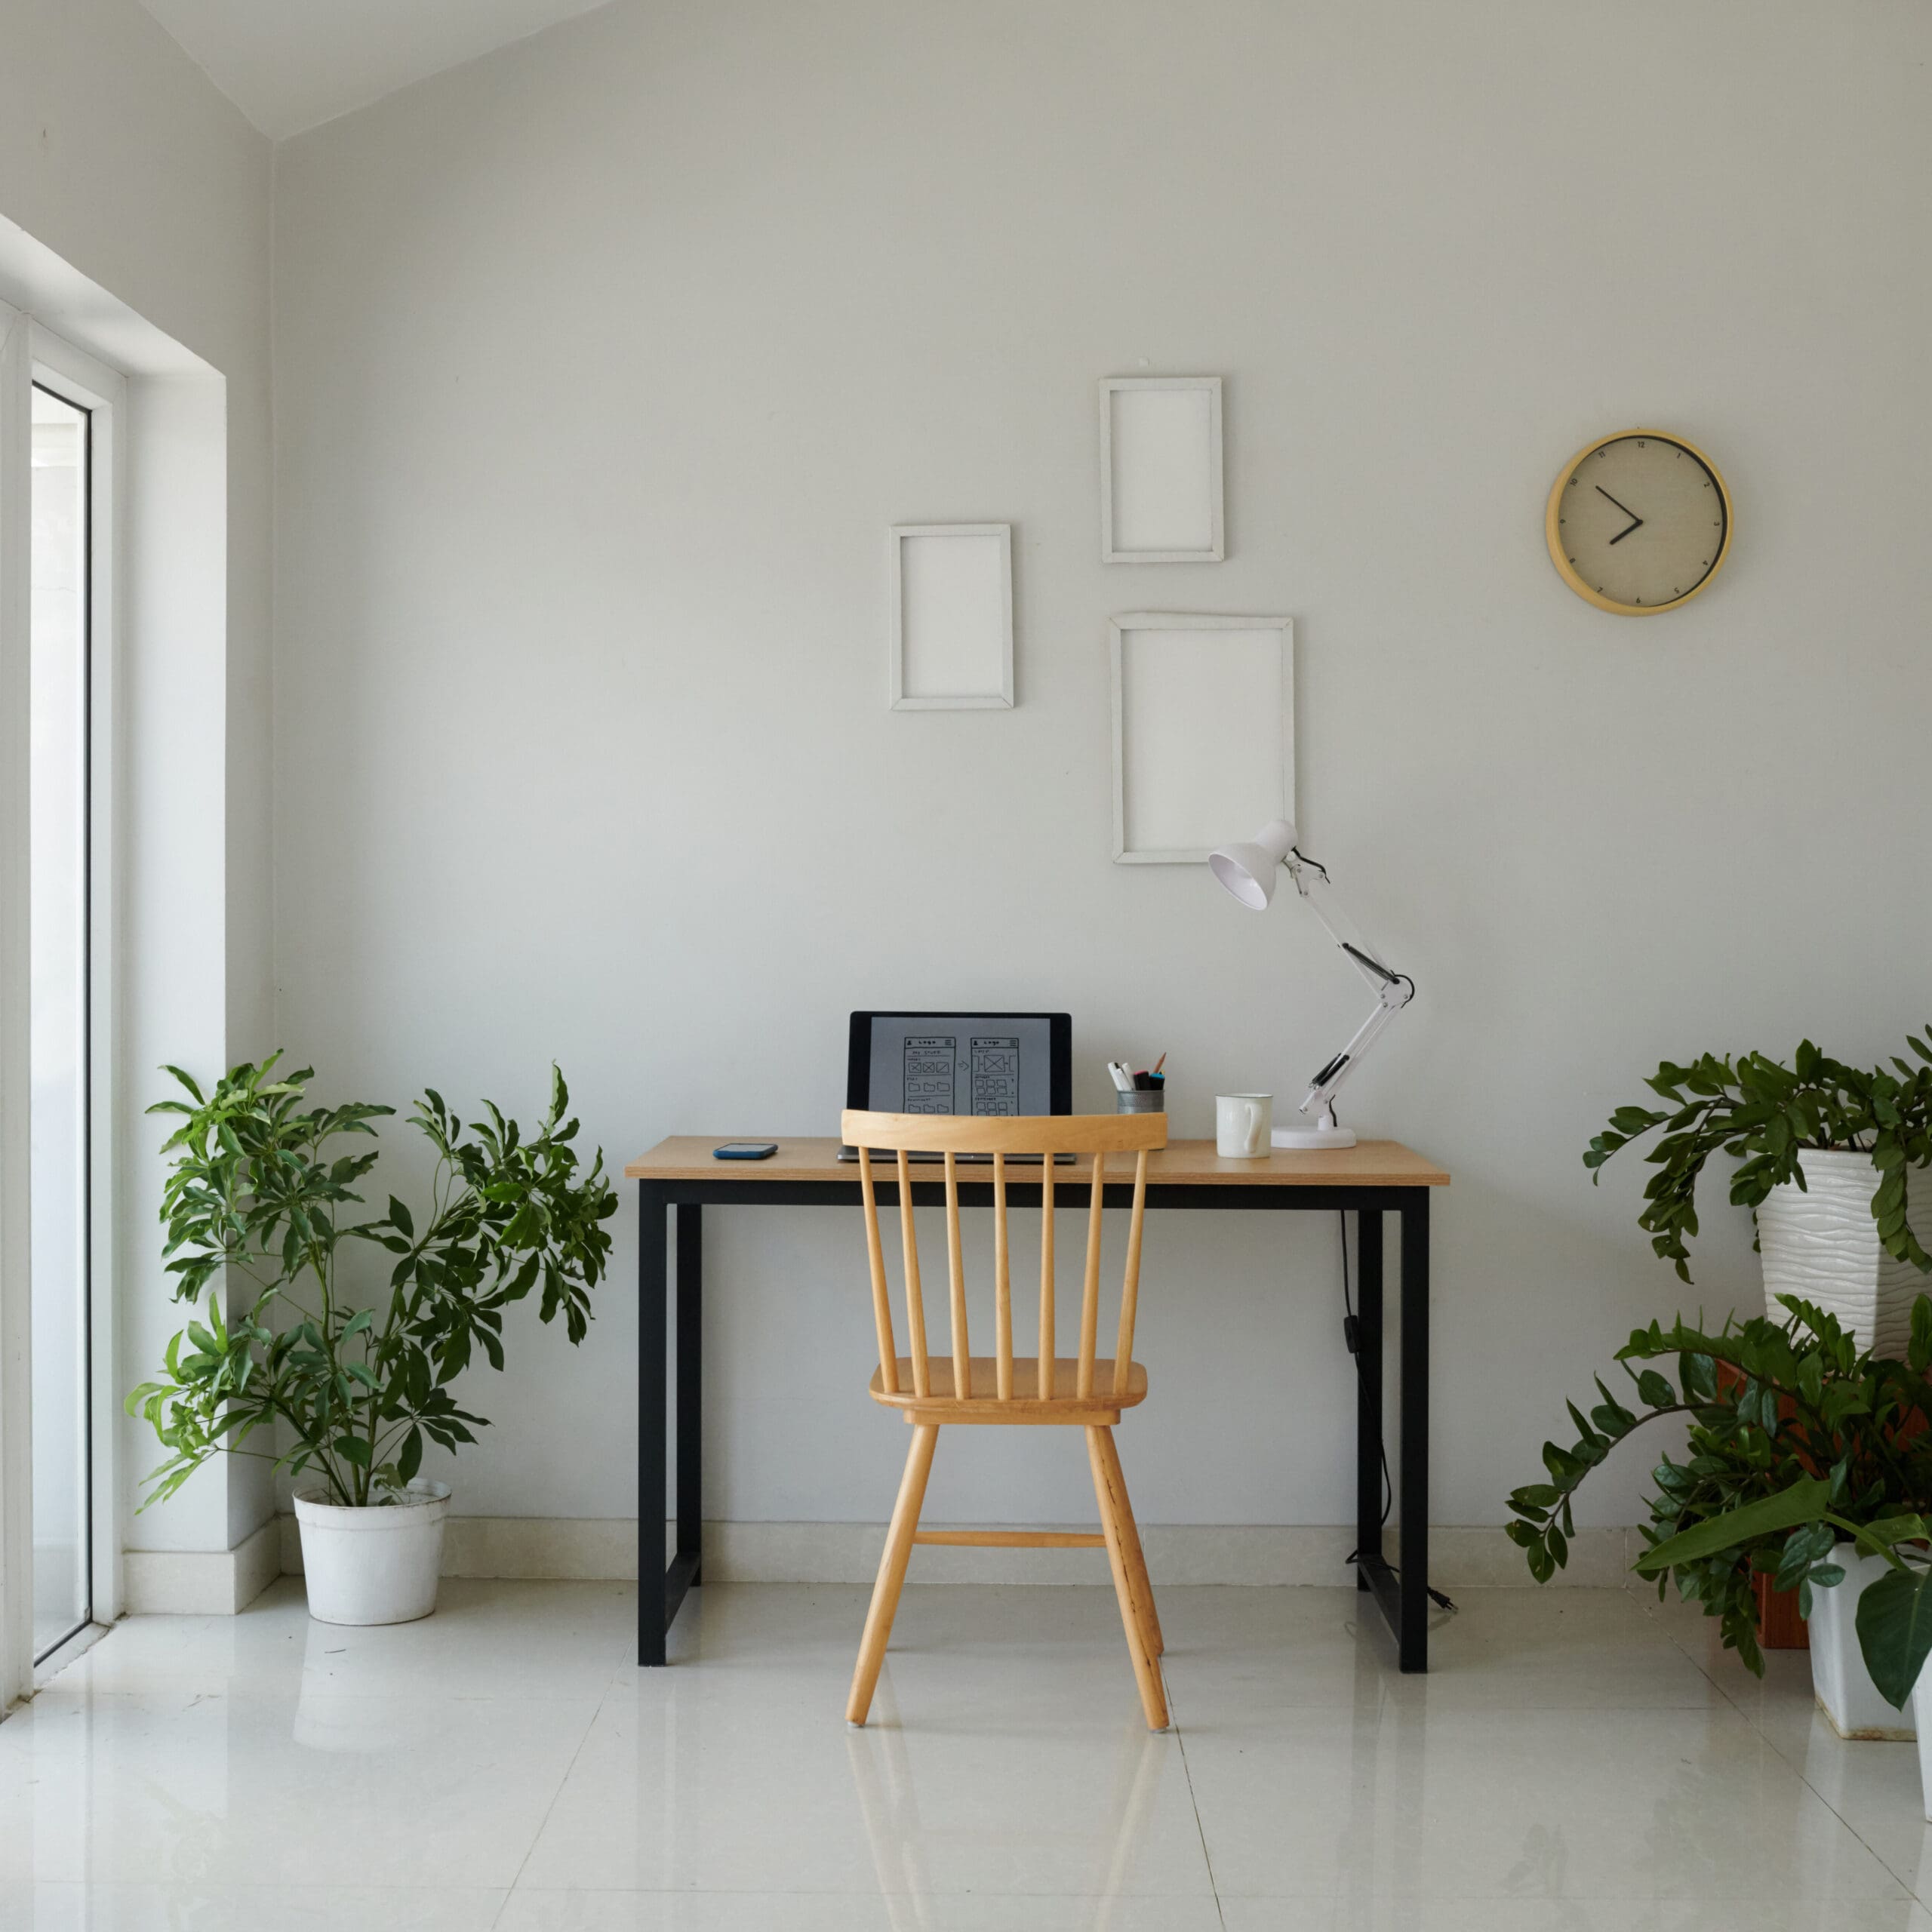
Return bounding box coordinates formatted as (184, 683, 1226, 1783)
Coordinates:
(140, 0, 615, 140)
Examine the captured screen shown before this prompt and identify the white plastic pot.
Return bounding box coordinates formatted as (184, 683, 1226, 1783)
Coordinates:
(1912, 1671, 1932, 1820)
(293, 1479, 451, 1626)
(1758, 1150, 1923, 1355)
(1809, 1541, 1916, 1740)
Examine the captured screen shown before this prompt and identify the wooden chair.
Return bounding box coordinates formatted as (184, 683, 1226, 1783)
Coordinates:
(841, 1109, 1170, 1730)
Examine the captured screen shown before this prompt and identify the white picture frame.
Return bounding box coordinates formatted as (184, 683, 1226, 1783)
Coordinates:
(1099, 377, 1225, 563)
(1110, 612, 1294, 863)
(889, 524, 1014, 710)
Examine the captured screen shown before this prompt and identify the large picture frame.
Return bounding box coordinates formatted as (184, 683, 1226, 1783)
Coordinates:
(1110, 612, 1294, 863)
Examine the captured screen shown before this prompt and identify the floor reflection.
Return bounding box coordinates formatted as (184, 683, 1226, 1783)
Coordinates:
(845, 1666, 1173, 1928)
(291, 1616, 415, 1752)
(8, 1580, 1924, 1922)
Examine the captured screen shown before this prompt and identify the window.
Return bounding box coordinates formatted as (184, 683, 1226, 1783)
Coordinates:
(29, 377, 92, 1660)
(1, 307, 122, 1681)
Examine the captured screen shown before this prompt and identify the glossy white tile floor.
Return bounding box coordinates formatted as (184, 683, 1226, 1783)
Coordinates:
(4, 1577, 1932, 1930)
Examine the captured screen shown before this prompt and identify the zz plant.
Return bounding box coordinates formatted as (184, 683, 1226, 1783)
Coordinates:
(1583, 1035, 1932, 1282)
(128, 1056, 618, 1510)
(1509, 1294, 1932, 1700)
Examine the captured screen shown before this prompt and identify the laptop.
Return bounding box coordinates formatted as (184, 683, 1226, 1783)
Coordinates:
(838, 1011, 1074, 1163)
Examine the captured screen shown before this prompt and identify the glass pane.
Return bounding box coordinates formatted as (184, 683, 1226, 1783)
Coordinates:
(30, 383, 90, 1660)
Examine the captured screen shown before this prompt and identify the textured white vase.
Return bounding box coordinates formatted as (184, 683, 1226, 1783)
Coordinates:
(1756, 1149, 1921, 1355)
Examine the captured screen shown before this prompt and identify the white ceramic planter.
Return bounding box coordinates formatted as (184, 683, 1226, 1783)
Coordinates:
(1810, 1541, 1916, 1740)
(1912, 1670, 1932, 1820)
(1757, 1149, 1923, 1355)
(293, 1479, 451, 1626)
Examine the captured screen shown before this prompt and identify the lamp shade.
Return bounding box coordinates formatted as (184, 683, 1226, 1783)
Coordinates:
(1207, 819, 1299, 911)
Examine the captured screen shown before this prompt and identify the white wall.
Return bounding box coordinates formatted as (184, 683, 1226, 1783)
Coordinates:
(2, 0, 276, 1577)
(271, 0, 1932, 1541)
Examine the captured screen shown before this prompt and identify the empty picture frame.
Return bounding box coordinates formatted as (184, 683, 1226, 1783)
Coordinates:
(889, 524, 1014, 709)
(1100, 377, 1225, 563)
(1110, 613, 1294, 863)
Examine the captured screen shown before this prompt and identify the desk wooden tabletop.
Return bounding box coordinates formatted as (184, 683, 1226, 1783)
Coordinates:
(625, 1136, 1447, 1187)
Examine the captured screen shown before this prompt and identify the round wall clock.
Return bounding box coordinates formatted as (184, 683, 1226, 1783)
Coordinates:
(1545, 430, 1733, 615)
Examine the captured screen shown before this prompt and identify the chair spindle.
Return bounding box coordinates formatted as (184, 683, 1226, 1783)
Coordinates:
(1112, 1149, 1150, 1396)
(944, 1150, 971, 1398)
(857, 1146, 898, 1393)
(1038, 1152, 1056, 1399)
(993, 1151, 1013, 1400)
(897, 1146, 929, 1397)
(1077, 1150, 1107, 1398)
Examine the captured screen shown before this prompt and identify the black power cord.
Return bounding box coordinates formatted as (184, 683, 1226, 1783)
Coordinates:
(1339, 1211, 1456, 1615)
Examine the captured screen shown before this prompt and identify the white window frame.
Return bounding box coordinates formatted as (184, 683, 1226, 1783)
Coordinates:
(0, 303, 125, 1705)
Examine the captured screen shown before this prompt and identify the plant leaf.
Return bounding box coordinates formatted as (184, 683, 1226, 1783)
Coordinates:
(1632, 1477, 1834, 1576)
(1857, 1564, 1932, 1709)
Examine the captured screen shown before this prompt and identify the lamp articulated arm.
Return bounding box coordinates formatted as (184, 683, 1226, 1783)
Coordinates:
(1279, 841, 1415, 1133)
(1208, 819, 1415, 1149)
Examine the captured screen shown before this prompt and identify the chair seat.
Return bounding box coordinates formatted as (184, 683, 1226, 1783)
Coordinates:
(869, 1355, 1147, 1422)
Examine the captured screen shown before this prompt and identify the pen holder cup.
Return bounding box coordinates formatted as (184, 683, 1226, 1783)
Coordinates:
(1116, 1089, 1164, 1115)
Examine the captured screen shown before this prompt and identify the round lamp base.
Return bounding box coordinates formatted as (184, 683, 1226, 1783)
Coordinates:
(1272, 1126, 1358, 1150)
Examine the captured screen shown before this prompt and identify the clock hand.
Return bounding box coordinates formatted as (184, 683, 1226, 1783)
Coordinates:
(1595, 484, 1644, 544)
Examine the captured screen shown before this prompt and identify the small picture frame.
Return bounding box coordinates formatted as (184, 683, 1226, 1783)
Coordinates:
(1099, 377, 1225, 563)
(1110, 612, 1294, 863)
(889, 524, 1015, 710)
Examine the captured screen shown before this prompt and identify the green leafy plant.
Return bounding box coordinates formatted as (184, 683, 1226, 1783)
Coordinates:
(1583, 1036, 1932, 1282)
(1636, 1478, 1932, 1708)
(1507, 1294, 1932, 1697)
(127, 1056, 618, 1509)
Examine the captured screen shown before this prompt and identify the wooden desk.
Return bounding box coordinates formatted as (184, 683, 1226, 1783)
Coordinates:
(623, 1136, 1449, 1672)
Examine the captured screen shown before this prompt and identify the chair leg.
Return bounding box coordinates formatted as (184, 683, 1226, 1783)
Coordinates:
(1094, 1425, 1163, 1659)
(848, 1423, 939, 1726)
(1087, 1425, 1168, 1730)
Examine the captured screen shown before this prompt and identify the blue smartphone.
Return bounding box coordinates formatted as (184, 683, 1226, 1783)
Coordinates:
(713, 1141, 778, 1160)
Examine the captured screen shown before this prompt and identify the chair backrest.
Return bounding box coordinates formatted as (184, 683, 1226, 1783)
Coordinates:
(841, 1110, 1168, 1403)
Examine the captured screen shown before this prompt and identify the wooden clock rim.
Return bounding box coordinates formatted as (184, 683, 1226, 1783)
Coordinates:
(1545, 429, 1734, 617)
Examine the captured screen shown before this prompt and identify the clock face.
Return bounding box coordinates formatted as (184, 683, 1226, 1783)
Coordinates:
(1547, 432, 1731, 614)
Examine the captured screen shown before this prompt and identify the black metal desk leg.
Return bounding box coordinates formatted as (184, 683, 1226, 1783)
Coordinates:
(676, 1204, 703, 1586)
(1354, 1210, 1383, 1589)
(638, 1181, 669, 1666)
(1398, 1193, 1431, 1672)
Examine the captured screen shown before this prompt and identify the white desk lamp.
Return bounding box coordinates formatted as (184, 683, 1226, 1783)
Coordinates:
(1207, 819, 1415, 1149)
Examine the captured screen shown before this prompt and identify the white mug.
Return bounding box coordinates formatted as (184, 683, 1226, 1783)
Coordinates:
(1216, 1093, 1273, 1159)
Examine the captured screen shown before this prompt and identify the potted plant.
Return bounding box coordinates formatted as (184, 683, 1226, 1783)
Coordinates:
(1584, 1038, 1932, 1353)
(1641, 1482, 1932, 1817)
(127, 1056, 617, 1625)
(1506, 1296, 1932, 1739)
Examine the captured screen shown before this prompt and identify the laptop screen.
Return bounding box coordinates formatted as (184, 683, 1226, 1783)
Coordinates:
(847, 1011, 1071, 1118)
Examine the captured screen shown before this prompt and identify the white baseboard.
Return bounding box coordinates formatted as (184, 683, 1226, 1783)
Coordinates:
(266, 1515, 1634, 1590)
(122, 1518, 282, 1614)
